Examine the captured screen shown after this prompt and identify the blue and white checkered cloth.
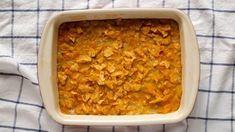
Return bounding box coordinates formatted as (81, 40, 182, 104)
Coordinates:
(0, 0, 235, 132)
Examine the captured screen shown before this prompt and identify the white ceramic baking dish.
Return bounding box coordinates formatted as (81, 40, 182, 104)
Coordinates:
(38, 8, 199, 126)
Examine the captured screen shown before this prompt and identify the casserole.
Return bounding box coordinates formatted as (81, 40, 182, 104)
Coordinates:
(38, 8, 199, 125)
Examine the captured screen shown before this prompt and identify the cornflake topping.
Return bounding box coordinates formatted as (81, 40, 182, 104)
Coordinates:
(57, 19, 182, 115)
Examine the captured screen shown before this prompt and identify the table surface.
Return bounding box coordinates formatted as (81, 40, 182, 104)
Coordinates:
(0, 0, 235, 132)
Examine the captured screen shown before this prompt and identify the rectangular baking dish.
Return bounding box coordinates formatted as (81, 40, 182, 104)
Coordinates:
(38, 8, 200, 126)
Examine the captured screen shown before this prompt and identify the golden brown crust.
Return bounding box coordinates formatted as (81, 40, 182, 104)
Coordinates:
(57, 19, 182, 115)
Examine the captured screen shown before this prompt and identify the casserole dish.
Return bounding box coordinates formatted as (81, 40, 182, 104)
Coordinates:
(38, 8, 199, 125)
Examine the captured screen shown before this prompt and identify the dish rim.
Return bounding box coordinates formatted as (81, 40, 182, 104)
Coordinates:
(38, 8, 200, 126)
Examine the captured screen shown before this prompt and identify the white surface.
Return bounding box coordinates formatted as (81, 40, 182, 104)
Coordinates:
(1, 0, 235, 131)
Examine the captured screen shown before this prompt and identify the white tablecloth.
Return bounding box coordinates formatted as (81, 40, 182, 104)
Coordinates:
(0, 0, 235, 132)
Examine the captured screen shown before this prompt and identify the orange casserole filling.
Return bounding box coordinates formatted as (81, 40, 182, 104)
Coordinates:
(57, 19, 182, 115)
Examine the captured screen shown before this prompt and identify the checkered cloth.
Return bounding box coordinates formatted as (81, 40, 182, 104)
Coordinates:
(0, 0, 235, 132)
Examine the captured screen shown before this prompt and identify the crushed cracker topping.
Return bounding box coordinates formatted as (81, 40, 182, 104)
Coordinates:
(57, 19, 182, 115)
